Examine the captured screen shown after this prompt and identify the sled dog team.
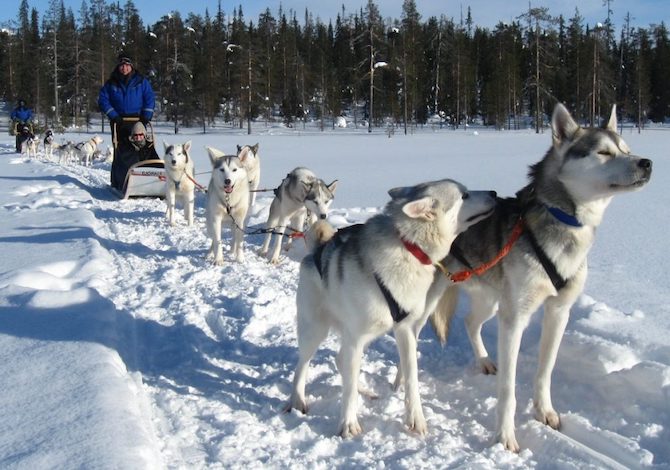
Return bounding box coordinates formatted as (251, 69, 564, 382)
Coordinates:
(17, 128, 112, 166)
(161, 103, 652, 452)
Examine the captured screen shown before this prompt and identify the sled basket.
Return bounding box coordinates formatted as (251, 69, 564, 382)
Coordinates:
(115, 159, 167, 199)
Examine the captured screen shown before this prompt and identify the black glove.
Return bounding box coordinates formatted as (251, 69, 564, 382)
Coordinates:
(112, 116, 123, 127)
(140, 116, 150, 126)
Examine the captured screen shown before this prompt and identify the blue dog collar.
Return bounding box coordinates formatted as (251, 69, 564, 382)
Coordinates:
(545, 205, 582, 227)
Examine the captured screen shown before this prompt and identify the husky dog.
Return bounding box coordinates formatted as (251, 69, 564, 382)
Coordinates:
(260, 167, 338, 264)
(93, 145, 114, 163)
(25, 134, 40, 159)
(74, 135, 104, 166)
(205, 146, 250, 265)
(57, 141, 76, 165)
(43, 130, 55, 160)
(237, 143, 261, 207)
(286, 180, 497, 437)
(163, 141, 195, 226)
(428, 103, 652, 452)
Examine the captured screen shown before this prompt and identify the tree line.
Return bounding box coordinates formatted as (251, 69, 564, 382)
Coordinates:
(1, 0, 669, 134)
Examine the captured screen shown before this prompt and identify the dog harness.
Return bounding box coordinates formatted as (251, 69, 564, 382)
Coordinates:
(313, 224, 413, 323)
(447, 203, 573, 291)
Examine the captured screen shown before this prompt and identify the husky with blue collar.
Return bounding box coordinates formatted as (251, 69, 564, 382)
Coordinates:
(428, 103, 653, 453)
(286, 179, 496, 438)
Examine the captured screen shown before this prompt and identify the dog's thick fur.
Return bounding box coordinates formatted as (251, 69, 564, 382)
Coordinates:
(205, 146, 250, 265)
(163, 141, 195, 226)
(237, 143, 261, 207)
(286, 180, 497, 437)
(57, 141, 76, 165)
(43, 130, 55, 161)
(428, 103, 652, 452)
(260, 167, 338, 264)
(74, 135, 104, 166)
(25, 134, 39, 159)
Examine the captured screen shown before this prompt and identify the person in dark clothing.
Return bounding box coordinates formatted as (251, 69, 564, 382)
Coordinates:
(98, 52, 158, 191)
(10, 99, 34, 153)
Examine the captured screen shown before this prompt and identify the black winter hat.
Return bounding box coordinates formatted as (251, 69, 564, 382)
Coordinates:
(117, 52, 133, 66)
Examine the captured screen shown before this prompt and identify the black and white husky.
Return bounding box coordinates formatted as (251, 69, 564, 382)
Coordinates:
(43, 130, 54, 160)
(286, 179, 496, 437)
(205, 146, 250, 265)
(163, 141, 195, 226)
(428, 103, 653, 452)
(260, 167, 337, 264)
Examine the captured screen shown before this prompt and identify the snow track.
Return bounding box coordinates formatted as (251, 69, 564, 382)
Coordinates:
(8, 140, 667, 469)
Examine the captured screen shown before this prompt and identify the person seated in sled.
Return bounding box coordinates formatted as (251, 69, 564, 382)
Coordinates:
(98, 52, 158, 191)
(10, 99, 34, 153)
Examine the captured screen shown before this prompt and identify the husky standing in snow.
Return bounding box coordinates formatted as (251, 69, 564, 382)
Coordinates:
(286, 180, 497, 437)
(74, 135, 104, 166)
(43, 130, 55, 161)
(163, 141, 195, 226)
(427, 103, 653, 452)
(205, 146, 250, 265)
(260, 167, 338, 264)
(236, 143, 261, 207)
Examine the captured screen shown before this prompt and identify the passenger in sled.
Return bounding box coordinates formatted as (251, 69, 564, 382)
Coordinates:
(98, 52, 159, 192)
(10, 99, 34, 153)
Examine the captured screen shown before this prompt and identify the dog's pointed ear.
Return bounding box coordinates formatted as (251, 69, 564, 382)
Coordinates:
(205, 146, 225, 166)
(237, 144, 242, 153)
(183, 140, 192, 154)
(327, 180, 338, 194)
(551, 103, 580, 145)
(388, 186, 413, 199)
(252, 143, 259, 154)
(163, 141, 169, 152)
(402, 197, 435, 221)
(604, 104, 618, 132)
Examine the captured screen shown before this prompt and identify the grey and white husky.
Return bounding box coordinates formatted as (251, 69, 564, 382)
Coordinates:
(163, 141, 195, 226)
(428, 103, 652, 452)
(286, 180, 496, 437)
(205, 146, 250, 265)
(260, 167, 338, 264)
(236, 143, 261, 207)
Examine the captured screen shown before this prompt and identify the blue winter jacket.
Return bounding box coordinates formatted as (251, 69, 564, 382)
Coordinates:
(11, 106, 33, 123)
(98, 70, 155, 121)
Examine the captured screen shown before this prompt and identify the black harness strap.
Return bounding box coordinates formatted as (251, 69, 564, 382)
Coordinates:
(524, 228, 568, 291)
(373, 274, 410, 323)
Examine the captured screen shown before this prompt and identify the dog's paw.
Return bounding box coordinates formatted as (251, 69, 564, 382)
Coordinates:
(284, 397, 308, 415)
(405, 408, 427, 436)
(270, 256, 282, 265)
(478, 357, 497, 375)
(496, 428, 520, 453)
(212, 257, 224, 266)
(235, 252, 246, 263)
(339, 419, 363, 438)
(534, 405, 561, 430)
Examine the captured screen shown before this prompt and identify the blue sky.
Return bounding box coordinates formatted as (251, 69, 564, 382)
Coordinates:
(1, 1, 667, 31)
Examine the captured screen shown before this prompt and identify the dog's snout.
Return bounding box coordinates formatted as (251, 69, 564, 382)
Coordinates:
(638, 158, 652, 170)
(171, 160, 177, 165)
(319, 214, 327, 220)
(224, 178, 231, 185)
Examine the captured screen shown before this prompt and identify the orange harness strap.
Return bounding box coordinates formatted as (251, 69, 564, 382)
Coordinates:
(448, 218, 525, 283)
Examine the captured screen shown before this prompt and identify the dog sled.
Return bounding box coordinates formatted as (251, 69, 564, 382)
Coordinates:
(110, 118, 166, 199)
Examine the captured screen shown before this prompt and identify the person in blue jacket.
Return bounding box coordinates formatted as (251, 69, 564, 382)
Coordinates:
(98, 52, 158, 191)
(10, 99, 34, 152)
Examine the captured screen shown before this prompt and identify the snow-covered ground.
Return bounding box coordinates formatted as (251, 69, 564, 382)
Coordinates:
(0, 121, 668, 469)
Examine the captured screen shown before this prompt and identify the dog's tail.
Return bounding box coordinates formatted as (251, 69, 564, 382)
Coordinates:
(305, 219, 336, 252)
(429, 285, 459, 346)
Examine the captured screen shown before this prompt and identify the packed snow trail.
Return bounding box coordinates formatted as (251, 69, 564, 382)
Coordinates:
(4, 138, 668, 469)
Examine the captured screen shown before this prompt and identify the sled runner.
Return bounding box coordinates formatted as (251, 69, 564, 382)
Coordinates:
(111, 118, 166, 199)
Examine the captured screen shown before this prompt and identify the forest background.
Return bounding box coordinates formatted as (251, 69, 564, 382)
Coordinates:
(1, 0, 669, 134)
